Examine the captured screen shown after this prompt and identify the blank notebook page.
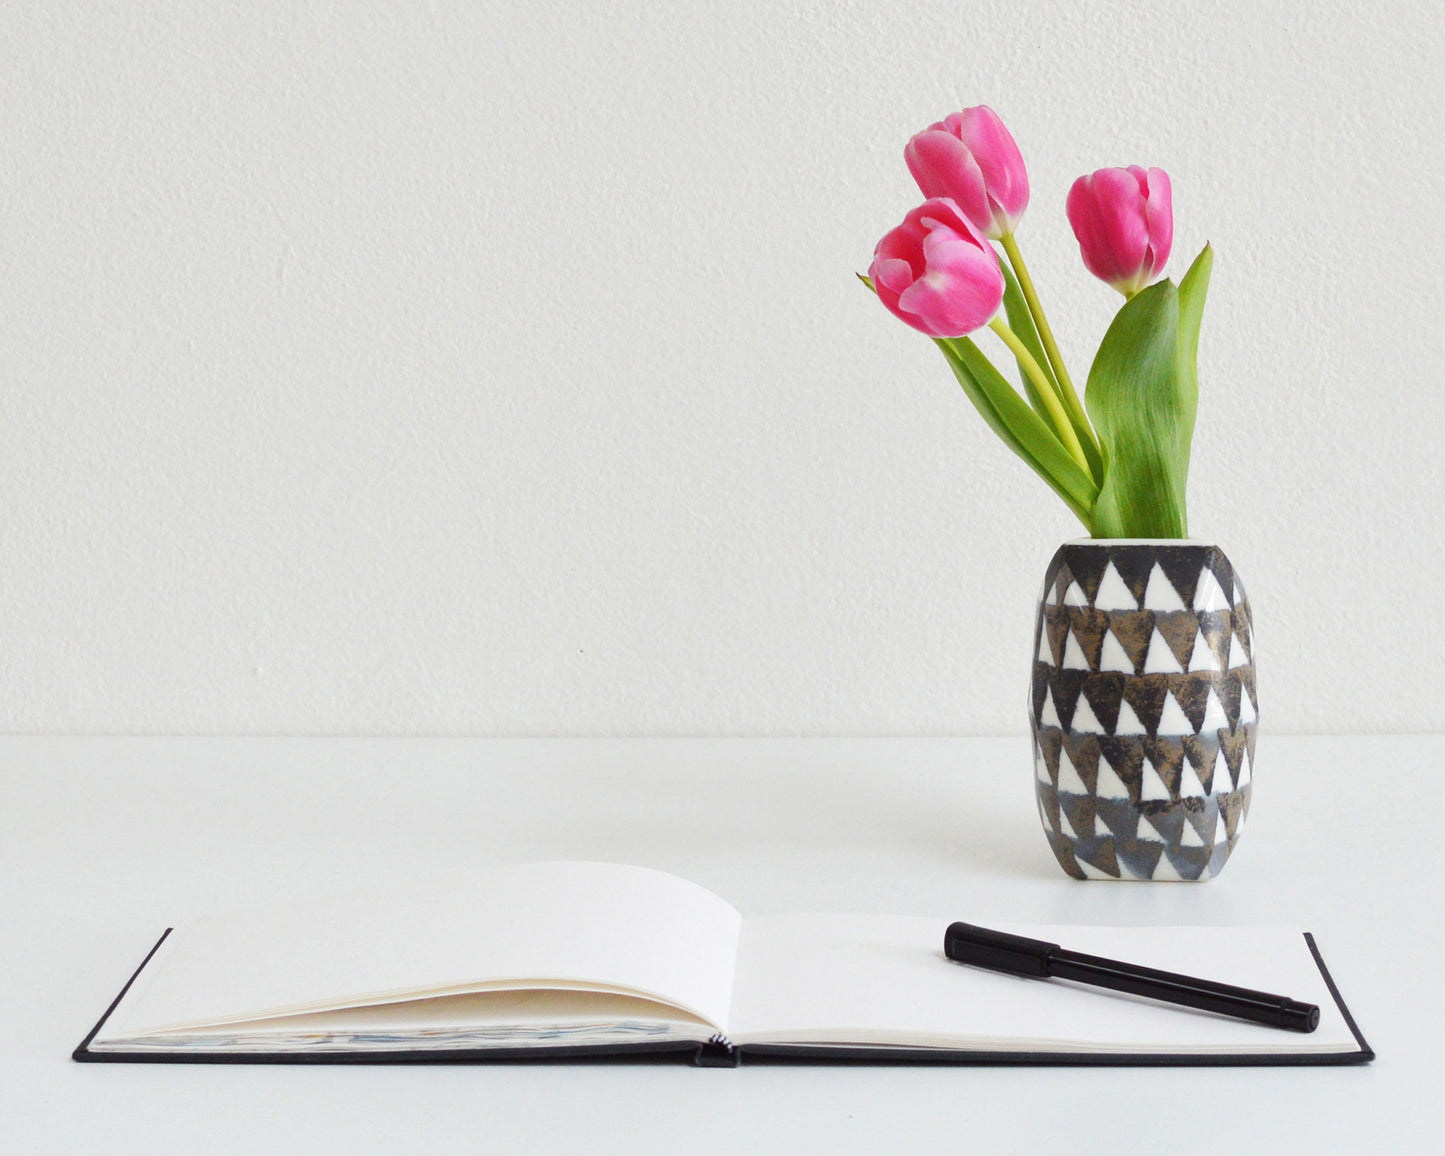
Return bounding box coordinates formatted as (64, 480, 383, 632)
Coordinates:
(727, 917, 1358, 1053)
(97, 861, 742, 1041)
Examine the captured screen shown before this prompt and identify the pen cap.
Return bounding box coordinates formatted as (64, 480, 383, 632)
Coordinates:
(945, 923, 1059, 978)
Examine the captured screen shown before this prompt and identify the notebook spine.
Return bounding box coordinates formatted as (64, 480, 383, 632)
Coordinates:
(692, 1033, 739, 1067)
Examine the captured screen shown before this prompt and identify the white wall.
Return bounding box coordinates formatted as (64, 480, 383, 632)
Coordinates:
(2, 1, 1440, 735)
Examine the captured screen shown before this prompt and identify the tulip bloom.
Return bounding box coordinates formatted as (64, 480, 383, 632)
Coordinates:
(904, 106, 1029, 240)
(1066, 166, 1173, 296)
(869, 198, 1005, 339)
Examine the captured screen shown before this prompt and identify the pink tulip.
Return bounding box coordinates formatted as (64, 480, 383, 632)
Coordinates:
(904, 106, 1029, 240)
(1065, 166, 1173, 295)
(869, 198, 1005, 339)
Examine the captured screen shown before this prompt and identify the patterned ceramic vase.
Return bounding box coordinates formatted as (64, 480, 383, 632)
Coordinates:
(1029, 540, 1257, 880)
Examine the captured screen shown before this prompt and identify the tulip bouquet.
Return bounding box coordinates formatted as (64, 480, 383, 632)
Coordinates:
(865, 107, 1211, 538)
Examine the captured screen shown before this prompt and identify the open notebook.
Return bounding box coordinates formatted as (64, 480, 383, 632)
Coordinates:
(75, 861, 1372, 1066)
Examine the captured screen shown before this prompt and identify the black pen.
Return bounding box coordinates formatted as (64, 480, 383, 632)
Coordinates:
(944, 922, 1320, 1032)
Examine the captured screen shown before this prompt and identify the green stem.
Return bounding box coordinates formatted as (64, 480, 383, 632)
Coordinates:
(987, 317, 1090, 475)
(999, 232, 1097, 456)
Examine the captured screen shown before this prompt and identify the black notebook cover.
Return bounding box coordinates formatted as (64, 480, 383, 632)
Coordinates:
(73, 931, 1373, 1067)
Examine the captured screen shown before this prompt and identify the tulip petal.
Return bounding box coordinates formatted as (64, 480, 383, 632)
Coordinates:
(1141, 167, 1173, 276)
(905, 130, 992, 234)
(895, 227, 1003, 336)
(957, 105, 1029, 232)
(869, 198, 1004, 338)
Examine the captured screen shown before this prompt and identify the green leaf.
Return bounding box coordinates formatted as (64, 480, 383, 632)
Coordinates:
(998, 261, 1057, 424)
(1084, 278, 1196, 538)
(858, 267, 1098, 528)
(999, 261, 1105, 486)
(935, 336, 1098, 527)
(1174, 243, 1212, 479)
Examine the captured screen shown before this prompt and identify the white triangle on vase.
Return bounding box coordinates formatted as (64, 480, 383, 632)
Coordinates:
(1137, 812, 1164, 841)
(1187, 630, 1217, 672)
(1193, 567, 1230, 612)
(1057, 748, 1088, 794)
(1156, 692, 1194, 735)
(1227, 631, 1249, 670)
(1237, 750, 1252, 788)
(1040, 688, 1061, 729)
(1094, 760, 1131, 800)
(1233, 578, 1246, 607)
(1239, 690, 1257, 725)
(1140, 759, 1171, 801)
(1063, 581, 1089, 607)
(1213, 747, 1232, 789)
(1044, 580, 1060, 606)
(1035, 754, 1051, 784)
(1093, 563, 1137, 611)
(1071, 695, 1104, 735)
(1099, 630, 1135, 673)
(1212, 811, 1230, 846)
(1114, 699, 1146, 735)
(1179, 819, 1205, 847)
(1178, 761, 1207, 797)
(1062, 631, 1091, 671)
(1037, 629, 1054, 666)
(1059, 805, 1081, 840)
(1143, 562, 1188, 611)
(1152, 853, 1185, 881)
(1143, 631, 1184, 674)
(1200, 688, 1230, 732)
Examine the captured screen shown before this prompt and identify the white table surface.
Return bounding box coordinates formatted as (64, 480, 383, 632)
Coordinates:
(2, 735, 1438, 1153)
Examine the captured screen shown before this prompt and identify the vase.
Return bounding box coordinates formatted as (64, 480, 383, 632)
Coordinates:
(1029, 540, 1257, 880)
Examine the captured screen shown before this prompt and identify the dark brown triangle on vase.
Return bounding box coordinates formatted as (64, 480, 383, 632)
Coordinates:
(1049, 668, 1087, 732)
(1074, 833, 1121, 877)
(1219, 671, 1244, 726)
(1115, 833, 1164, 880)
(1219, 725, 1249, 781)
(1232, 607, 1253, 662)
(1093, 797, 1136, 842)
(1048, 837, 1088, 879)
(1069, 609, 1109, 671)
(1107, 547, 1157, 606)
(1079, 672, 1125, 733)
(1182, 732, 1221, 791)
(1122, 674, 1170, 737)
(1205, 554, 1234, 604)
(1139, 803, 1183, 843)
(1095, 735, 1143, 799)
(1062, 546, 1109, 605)
(1141, 737, 1185, 795)
(1217, 789, 1245, 841)
(1237, 666, 1258, 713)
(1031, 665, 1050, 723)
(1060, 793, 1096, 839)
(1107, 610, 1156, 674)
(1039, 726, 1062, 779)
(1169, 672, 1215, 733)
(1155, 548, 1204, 608)
(1154, 610, 1199, 670)
(1044, 606, 1070, 667)
(1061, 732, 1101, 784)
(1163, 845, 1209, 881)
(1036, 780, 1060, 829)
(1198, 610, 1232, 669)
